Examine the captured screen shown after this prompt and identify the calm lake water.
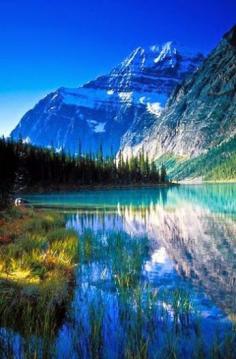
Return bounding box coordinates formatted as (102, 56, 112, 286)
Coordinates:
(5, 185, 236, 357)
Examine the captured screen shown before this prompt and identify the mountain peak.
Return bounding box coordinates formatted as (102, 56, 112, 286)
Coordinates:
(114, 41, 204, 74)
(223, 24, 236, 46)
(149, 41, 177, 53)
(120, 25, 236, 168)
(121, 46, 145, 68)
(11, 39, 204, 156)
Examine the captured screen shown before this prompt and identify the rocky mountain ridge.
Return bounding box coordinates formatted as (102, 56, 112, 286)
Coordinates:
(120, 25, 236, 179)
(11, 42, 203, 155)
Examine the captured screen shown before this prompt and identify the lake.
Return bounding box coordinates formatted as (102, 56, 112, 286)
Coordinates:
(2, 184, 236, 358)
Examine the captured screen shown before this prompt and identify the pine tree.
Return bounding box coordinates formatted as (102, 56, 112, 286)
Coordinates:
(0, 138, 168, 208)
(160, 164, 167, 183)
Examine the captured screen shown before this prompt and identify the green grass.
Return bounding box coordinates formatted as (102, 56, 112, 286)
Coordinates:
(0, 208, 78, 340)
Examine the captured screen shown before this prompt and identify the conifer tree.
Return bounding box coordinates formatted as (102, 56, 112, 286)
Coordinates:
(0, 138, 168, 207)
(161, 164, 167, 183)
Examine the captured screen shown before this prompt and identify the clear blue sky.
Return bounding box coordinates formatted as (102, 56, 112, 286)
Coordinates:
(0, 0, 235, 136)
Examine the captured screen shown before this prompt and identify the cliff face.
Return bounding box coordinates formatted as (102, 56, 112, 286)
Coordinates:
(10, 43, 203, 155)
(10, 26, 236, 180)
(120, 26, 236, 167)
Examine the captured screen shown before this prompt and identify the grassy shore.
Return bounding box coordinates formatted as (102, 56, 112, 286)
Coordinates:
(0, 207, 78, 340)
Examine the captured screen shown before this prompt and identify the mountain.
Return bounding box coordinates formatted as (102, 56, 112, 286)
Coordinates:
(120, 196, 236, 315)
(120, 26, 236, 180)
(11, 42, 203, 155)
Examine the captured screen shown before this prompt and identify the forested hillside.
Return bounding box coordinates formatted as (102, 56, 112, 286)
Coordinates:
(155, 136, 236, 181)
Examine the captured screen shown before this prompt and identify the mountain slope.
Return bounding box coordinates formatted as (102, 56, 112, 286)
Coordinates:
(120, 25, 236, 175)
(154, 136, 236, 181)
(11, 43, 203, 155)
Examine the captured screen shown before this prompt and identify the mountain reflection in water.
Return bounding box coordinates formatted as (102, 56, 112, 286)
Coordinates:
(14, 184, 236, 358)
(66, 184, 236, 318)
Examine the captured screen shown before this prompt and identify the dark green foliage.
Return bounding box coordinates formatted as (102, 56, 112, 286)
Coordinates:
(161, 163, 167, 183)
(205, 152, 236, 180)
(0, 138, 167, 206)
(0, 138, 18, 207)
(155, 136, 236, 181)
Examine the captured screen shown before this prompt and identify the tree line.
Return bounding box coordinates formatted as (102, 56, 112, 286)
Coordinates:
(0, 137, 168, 207)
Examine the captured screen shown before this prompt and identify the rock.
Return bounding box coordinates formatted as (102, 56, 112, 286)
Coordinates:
(10, 42, 203, 156)
(120, 25, 236, 169)
(14, 198, 29, 207)
(223, 24, 236, 47)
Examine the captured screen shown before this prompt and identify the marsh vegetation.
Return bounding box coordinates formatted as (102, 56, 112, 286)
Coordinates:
(0, 208, 78, 357)
(0, 196, 235, 358)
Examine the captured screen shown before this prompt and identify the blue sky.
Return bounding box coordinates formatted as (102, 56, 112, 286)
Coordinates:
(0, 0, 235, 136)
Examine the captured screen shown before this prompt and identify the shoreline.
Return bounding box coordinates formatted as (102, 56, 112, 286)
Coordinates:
(14, 180, 236, 198)
(18, 182, 177, 195)
(177, 180, 236, 185)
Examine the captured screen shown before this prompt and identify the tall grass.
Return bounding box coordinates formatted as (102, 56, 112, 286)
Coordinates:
(0, 208, 79, 357)
(0, 210, 235, 358)
(70, 229, 236, 359)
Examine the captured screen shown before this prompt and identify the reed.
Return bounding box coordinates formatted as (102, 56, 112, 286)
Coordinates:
(0, 207, 78, 351)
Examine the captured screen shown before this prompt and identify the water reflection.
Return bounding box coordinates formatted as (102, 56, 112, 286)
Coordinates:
(121, 203, 236, 317)
(24, 184, 236, 215)
(2, 184, 236, 358)
(66, 185, 236, 319)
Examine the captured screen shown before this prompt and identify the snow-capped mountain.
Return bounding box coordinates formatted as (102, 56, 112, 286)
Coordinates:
(120, 25, 236, 179)
(11, 42, 204, 155)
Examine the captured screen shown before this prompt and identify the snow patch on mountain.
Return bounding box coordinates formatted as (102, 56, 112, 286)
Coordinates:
(11, 40, 204, 156)
(94, 122, 106, 133)
(87, 119, 106, 133)
(147, 103, 163, 116)
(118, 92, 133, 103)
(154, 41, 177, 63)
(120, 27, 236, 166)
(62, 87, 168, 111)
